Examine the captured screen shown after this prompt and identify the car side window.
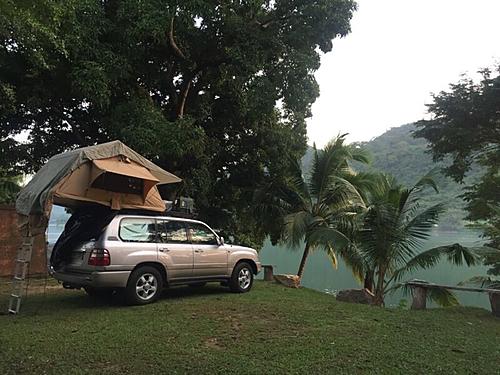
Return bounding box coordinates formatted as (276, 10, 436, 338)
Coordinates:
(188, 223, 218, 245)
(157, 220, 188, 244)
(119, 218, 156, 242)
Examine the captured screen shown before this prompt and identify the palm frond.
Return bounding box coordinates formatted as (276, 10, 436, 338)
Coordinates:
(346, 144, 371, 165)
(393, 243, 480, 282)
(307, 226, 349, 251)
(325, 245, 338, 269)
(284, 211, 313, 249)
(427, 287, 459, 307)
(459, 276, 500, 289)
(396, 282, 459, 307)
(399, 173, 440, 219)
(286, 155, 311, 205)
(413, 172, 440, 194)
(337, 243, 366, 283)
(401, 203, 445, 242)
(308, 134, 369, 202)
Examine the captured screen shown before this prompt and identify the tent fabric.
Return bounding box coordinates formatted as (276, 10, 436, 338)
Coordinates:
(51, 159, 166, 211)
(16, 140, 181, 218)
(91, 157, 160, 184)
(90, 156, 160, 198)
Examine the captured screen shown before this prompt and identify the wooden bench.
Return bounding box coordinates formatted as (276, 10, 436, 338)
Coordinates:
(406, 280, 500, 317)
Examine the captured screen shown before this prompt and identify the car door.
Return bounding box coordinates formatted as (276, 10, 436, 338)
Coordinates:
(188, 222, 228, 277)
(157, 219, 193, 280)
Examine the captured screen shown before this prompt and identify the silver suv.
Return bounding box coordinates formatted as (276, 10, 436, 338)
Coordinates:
(52, 214, 261, 305)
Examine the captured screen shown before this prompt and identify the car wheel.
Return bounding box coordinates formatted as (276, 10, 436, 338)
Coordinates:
(125, 266, 163, 305)
(229, 262, 253, 293)
(189, 282, 207, 288)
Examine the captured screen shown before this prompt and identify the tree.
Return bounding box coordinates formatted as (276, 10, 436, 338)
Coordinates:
(354, 174, 478, 306)
(0, 171, 21, 204)
(0, 0, 358, 248)
(255, 135, 371, 283)
(414, 66, 500, 248)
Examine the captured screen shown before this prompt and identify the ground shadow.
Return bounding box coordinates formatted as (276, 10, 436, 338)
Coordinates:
(2, 283, 233, 316)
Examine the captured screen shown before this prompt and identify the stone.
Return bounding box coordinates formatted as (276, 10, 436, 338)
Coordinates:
(0, 204, 47, 277)
(336, 288, 375, 305)
(273, 274, 300, 288)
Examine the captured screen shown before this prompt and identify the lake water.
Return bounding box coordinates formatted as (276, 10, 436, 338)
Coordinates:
(259, 229, 491, 309)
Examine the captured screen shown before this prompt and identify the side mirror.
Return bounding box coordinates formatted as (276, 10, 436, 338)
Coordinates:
(218, 236, 225, 246)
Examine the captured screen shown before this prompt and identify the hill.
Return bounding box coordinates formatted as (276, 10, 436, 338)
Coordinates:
(303, 124, 482, 230)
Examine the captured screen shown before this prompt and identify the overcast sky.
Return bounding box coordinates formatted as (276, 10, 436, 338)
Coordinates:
(307, 0, 500, 147)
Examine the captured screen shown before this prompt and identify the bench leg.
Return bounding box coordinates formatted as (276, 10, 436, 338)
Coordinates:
(489, 293, 500, 318)
(411, 286, 427, 310)
(263, 266, 274, 282)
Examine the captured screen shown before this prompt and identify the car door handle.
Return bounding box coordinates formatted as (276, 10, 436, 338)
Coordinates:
(159, 248, 170, 252)
(194, 249, 204, 253)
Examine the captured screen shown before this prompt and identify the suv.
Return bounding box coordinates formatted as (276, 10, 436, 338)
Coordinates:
(52, 213, 261, 305)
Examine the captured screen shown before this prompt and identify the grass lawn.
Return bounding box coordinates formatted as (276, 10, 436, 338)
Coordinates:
(0, 280, 499, 374)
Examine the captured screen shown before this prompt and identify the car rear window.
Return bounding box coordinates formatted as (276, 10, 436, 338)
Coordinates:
(119, 218, 156, 242)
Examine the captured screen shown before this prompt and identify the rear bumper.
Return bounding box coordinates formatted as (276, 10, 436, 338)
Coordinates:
(53, 270, 131, 288)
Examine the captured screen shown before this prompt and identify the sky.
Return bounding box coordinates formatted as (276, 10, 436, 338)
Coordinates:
(307, 0, 500, 147)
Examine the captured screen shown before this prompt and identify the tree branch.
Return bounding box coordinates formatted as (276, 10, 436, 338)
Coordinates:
(168, 17, 187, 61)
(177, 79, 192, 119)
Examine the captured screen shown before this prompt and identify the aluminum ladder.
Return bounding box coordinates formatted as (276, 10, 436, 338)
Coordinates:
(7, 236, 34, 314)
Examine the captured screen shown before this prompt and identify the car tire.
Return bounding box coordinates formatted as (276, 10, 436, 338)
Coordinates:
(229, 262, 253, 293)
(189, 282, 207, 288)
(125, 266, 163, 305)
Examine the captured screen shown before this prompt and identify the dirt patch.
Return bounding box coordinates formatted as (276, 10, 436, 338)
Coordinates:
(204, 337, 224, 350)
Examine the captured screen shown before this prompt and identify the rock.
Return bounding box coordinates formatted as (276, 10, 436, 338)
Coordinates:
(336, 288, 375, 305)
(274, 274, 300, 288)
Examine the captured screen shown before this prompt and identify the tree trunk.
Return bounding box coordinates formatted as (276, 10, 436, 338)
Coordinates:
(363, 271, 374, 293)
(373, 266, 386, 306)
(297, 243, 310, 281)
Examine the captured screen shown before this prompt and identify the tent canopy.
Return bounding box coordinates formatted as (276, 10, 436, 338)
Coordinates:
(16, 141, 181, 223)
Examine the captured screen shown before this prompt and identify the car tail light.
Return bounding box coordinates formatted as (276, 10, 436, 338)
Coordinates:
(88, 249, 110, 266)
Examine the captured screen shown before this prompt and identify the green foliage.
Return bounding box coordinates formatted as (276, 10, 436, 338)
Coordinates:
(0, 0, 357, 248)
(399, 283, 460, 308)
(459, 245, 500, 289)
(415, 66, 500, 247)
(354, 174, 478, 305)
(254, 134, 369, 280)
(350, 124, 483, 231)
(0, 170, 21, 204)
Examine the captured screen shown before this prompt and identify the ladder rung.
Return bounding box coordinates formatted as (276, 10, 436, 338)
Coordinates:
(8, 235, 36, 314)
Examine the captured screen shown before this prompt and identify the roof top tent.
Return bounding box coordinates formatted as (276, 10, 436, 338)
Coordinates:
(9, 140, 181, 313)
(16, 140, 181, 235)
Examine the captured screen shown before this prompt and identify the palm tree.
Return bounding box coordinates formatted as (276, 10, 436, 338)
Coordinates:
(355, 173, 479, 306)
(255, 135, 371, 283)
